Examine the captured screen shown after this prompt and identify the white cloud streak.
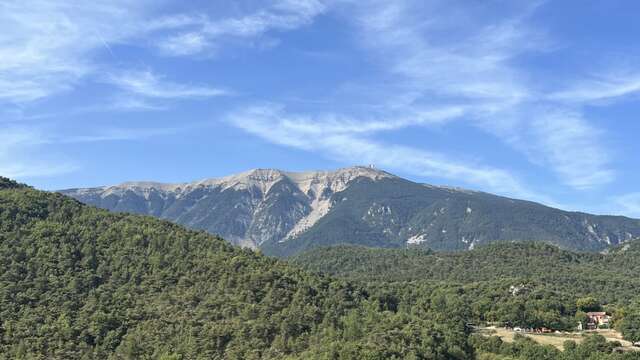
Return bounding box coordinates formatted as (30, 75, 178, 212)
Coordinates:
(0, 1, 249, 105)
(529, 112, 614, 189)
(549, 72, 640, 103)
(0, 0, 328, 180)
(613, 193, 640, 219)
(59, 127, 180, 143)
(222, 0, 621, 195)
(1, 0, 629, 197)
(337, 0, 615, 190)
(227, 104, 552, 203)
(0, 127, 77, 178)
(155, 0, 327, 56)
(0, 0, 155, 103)
(353, 0, 536, 105)
(0, 125, 179, 179)
(106, 70, 230, 99)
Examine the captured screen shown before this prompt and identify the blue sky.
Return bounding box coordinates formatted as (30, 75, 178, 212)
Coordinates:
(2, 0, 640, 217)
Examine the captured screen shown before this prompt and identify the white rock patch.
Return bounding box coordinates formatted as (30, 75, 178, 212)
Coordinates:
(408, 234, 428, 244)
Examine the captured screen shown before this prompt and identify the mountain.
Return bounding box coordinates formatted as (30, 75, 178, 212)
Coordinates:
(0, 177, 473, 358)
(60, 166, 640, 257)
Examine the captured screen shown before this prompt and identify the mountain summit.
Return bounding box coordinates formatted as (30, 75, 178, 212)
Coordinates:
(61, 166, 395, 250)
(61, 166, 640, 256)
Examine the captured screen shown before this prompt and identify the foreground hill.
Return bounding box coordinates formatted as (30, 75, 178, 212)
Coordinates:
(2, 177, 639, 359)
(61, 167, 640, 256)
(0, 177, 472, 359)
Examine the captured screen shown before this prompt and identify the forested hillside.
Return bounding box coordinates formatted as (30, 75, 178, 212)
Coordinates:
(0, 177, 474, 359)
(292, 242, 640, 303)
(294, 243, 640, 346)
(2, 177, 639, 359)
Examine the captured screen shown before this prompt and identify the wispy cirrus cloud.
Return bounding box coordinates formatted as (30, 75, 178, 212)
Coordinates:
(0, 0, 157, 103)
(155, 0, 327, 56)
(222, 0, 619, 196)
(0, 127, 77, 178)
(0, 0, 329, 180)
(352, 0, 540, 104)
(158, 32, 209, 56)
(529, 112, 614, 189)
(1, 0, 633, 213)
(235, 104, 464, 136)
(0, 1, 273, 105)
(59, 127, 181, 143)
(612, 193, 640, 218)
(101, 96, 168, 112)
(227, 104, 555, 204)
(0, 124, 179, 179)
(106, 70, 231, 99)
(549, 71, 640, 103)
(332, 0, 615, 191)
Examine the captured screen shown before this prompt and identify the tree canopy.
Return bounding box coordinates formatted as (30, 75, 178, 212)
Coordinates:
(1, 180, 639, 359)
(293, 243, 640, 339)
(0, 180, 472, 359)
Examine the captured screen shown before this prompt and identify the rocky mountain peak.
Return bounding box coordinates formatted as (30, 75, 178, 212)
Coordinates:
(60, 166, 640, 256)
(284, 166, 396, 193)
(190, 166, 397, 197)
(194, 168, 287, 195)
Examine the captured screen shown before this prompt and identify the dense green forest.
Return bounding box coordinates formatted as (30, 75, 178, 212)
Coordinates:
(1, 176, 639, 359)
(0, 177, 476, 359)
(292, 242, 640, 303)
(293, 243, 640, 341)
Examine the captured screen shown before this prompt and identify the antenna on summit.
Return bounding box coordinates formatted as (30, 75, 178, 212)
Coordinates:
(368, 164, 375, 169)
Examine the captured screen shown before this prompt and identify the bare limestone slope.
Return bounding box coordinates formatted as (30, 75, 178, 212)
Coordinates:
(61, 166, 640, 256)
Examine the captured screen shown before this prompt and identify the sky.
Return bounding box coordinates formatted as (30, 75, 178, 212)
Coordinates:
(1, 0, 640, 218)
